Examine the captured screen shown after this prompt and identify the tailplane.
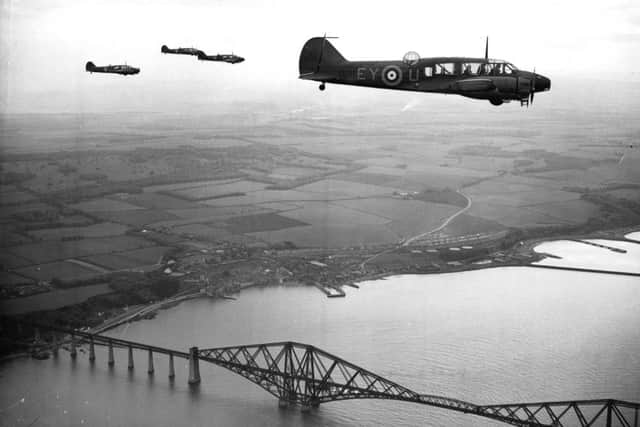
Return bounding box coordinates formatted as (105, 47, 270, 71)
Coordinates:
(299, 37, 347, 76)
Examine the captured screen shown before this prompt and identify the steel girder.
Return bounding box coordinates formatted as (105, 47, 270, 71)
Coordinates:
(478, 399, 640, 427)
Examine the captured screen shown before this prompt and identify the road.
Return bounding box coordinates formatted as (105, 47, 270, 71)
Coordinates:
(360, 190, 472, 269)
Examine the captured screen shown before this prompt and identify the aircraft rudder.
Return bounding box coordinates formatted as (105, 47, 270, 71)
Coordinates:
(85, 61, 95, 71)
(161, 45, 169, 53)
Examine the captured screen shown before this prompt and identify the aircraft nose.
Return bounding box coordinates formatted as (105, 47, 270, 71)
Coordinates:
(536, 74, 551, 92)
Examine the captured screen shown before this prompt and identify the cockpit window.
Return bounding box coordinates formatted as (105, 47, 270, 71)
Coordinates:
(504, 64, 516, 74)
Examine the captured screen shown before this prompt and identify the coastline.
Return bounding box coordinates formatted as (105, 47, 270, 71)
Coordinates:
(2, 226, 638, 362)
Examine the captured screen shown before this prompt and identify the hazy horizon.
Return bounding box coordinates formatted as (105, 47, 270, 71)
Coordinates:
(1, 0, 639, 114)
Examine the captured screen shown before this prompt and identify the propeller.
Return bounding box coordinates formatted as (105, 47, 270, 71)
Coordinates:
(529, 67, 536, 105)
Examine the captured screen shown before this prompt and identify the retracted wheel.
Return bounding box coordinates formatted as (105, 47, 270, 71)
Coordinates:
(319, 83, 326, 91)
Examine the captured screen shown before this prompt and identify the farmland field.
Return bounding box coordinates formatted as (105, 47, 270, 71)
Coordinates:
(15, 260, 104, 282)
(279, 201, 389, 226)
(0, 283, 113, 316)
(170, 180, 267, 200)
(0, 191, 36, 205)
(170, 223, 234, 241)
(115, 246, 173, 264)
(0, 272, 33, 286)
(27, 222, 129, 241)
(142, 178, 240, 193)
(122, 193, 201, 210)
(6, 235, 154, 264)
(223, 213, 308, 234)
(168, 205, 274, 221)
(92, 209, 179, 227)
(249, 223, 400, 248)
(70, 198, 145, 212)
(82, 253, 148, 270)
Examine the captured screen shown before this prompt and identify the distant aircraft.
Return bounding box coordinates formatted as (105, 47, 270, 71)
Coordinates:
(197, 51, 245, 64)
(161, 45, 204, 56)
(85, 61, 140, 75)
(299, 36, 550, 106)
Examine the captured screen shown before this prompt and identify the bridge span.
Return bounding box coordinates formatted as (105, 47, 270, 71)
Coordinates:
(5, 320, 639, 427)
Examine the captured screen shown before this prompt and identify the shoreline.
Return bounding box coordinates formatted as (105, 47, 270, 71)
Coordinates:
(2, 227, 638, 362)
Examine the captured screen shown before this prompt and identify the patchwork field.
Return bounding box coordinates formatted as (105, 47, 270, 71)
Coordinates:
(223, 213, 308, 234)
(15, 260, 103, 282)
(92, 209, 179, 227)
(170, 180, 267, 201)
(6, 235, 153, 264)
(27, 222, 129, 241)
(70, 198, 145, 212)
(249, 223, 400, 248)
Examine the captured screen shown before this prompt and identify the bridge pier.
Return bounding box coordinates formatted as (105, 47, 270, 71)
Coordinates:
(278, 399, 289, 408)
(108, 341, 114, 367)
(168, 353, 175, 379)
(52, 334, 58, 357)
(128, 346, 134, 370)
(89, 337, 96, 363)
(70, 335, 77, 359)
(188, 346, 201, 385)
(147, 349, 154, 375)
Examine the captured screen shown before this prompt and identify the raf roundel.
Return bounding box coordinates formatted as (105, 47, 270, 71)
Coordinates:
(382, 65, 402, 86)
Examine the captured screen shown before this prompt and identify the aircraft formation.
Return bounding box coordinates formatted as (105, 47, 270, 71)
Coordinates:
(86, 36, 550, 107)
(85, 44, 244, 76)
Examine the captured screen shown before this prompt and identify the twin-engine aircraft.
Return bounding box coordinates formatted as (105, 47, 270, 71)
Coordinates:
(85, 61, 140, 75)
(197, 52, 245, 64)
(299, 37, 550, 106)
(161, 45, 203, 56)
(161, 45, 244, 64)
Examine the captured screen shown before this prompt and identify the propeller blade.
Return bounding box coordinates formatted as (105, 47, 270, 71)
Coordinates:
(529, 67, 536, 105)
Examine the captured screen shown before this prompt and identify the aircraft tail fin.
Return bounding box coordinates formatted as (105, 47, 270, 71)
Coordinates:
(299, 37, 347, 76)
(161, 45, 169, 53)
(85, 61, 96, 71)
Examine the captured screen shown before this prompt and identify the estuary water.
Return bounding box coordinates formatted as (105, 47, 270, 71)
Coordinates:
(1, 267, 639, 427)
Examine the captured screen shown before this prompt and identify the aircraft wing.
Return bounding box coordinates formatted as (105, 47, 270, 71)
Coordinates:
(299, 72, 336, 82)
(452, 78, 495, 92)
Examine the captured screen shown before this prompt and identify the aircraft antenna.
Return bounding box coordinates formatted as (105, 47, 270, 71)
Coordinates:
(484, 36, 489, 60)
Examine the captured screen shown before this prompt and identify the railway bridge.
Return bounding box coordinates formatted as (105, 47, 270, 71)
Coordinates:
(4, 321, 639, 427)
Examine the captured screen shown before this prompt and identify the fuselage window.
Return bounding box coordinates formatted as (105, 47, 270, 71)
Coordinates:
(478, 63, 493, 75)
(434, 63, 456, 75)
(424, 66, 433, 78)
(462, 63, 482, 76)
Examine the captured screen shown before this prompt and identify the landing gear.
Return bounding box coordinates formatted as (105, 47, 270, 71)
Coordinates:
(489, 98, 503, 106)
(319, 83, 326, 91)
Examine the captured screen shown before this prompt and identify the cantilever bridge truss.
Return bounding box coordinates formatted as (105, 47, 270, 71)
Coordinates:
(198, 341, 639, 427)
(4, 319, 639, 427)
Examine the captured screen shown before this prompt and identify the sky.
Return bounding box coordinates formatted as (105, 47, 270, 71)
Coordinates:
(1, 0, 639, 113)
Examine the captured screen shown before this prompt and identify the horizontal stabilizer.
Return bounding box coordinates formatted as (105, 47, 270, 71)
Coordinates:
(298, 72, 336, 82)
